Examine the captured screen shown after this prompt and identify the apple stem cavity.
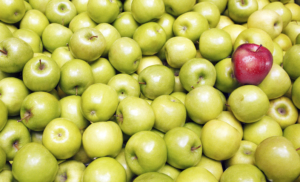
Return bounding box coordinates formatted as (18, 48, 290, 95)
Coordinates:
(89, 36, 98, 40)
(18, 110, 32, 123)
(191, 145, 201, 151)
(139, 82, 146, 85)
(66, 43, 70, 51)
(255, 44, 263, 52)
(115, 114, 123, 123)
(13, 141, 20, 151)
(0, 49, 7, 55)
(39, 59, 45, 70)
(277, 108, 286, 115)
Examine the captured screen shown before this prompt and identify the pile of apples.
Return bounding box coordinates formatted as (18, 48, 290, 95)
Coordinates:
(1, 0, 300, 181)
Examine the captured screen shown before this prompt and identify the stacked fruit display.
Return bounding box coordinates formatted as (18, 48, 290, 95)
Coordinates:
(0, 0, 300, 181)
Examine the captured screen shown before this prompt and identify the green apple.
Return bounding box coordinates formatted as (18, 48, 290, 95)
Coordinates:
(157, 164, 180, 181)
(43, 118, 81, 159)
(216, 111, 243, 139)
(285, 3, 300, 21)
(68, 12, 97, 32)
(255, 136, 300, 181)
(215, 15, 234, 29)
(292, 76, 300, 109)
(284, 124, 300, 156)
(176, 167, 218, 182)
(170, 91, 186, 105)
(12, 143, 58, 182)
(20, 9, 49, 37)
(199, 28, 232, 62)
(183, 122, 202, 138)
(163, 0, 195, 16)
(83, 121, 122, 158)
(13, 28, 43, 53)
(156, 13, 175, 40)
(179, 58, 216, 92)
(31, 131, 43, 144)
(81, 83, 118, 122)
(0, 100, 7, 132)
(152, 95, 186, 133)
(24, 1, 32, 12)
(45, 0, 77, 26)
(90, 57, 116, 84)
(94, 23, 121, 57)
(228, 85, 270, 123)
(164, 36, 197, 68)
(138, 65, 174, 99)
(82, 157, 126, 182)
(0, 119, 31, 161)
(109, 37, 142, 74)
(59, 59, 94, 96)
(125, 131, 167, 175)
(0, 0, 25, 24)
(19, 92, 61, 131)
(283, 45, 300, 80)
(201, 119, 241, 161)
(0, 23, 13, 43)
(29, 0, 51, 13)
(284, 22, 300, 45)
(136, 56, 163, 74)
(133, 22, 166, 55)
(71, 144, 92, 164)
(263, 1, 292, 28)
(123, 0, 133, 11)
(185, 85, 223, 124)
(247, 9, 283, 39)
(220, 164, 266, 182)
(115, 148, 134, 182)
(228, 0, 258, 23)
(131, 0, 165, 24)
(0, 37, 33, 73)
(22, 55, 60, 92)
(134, 172, 173, 182)
(113, 12, 140, 38)
(87, 0, 119, 24)
(173, 12, 209, 43)
(0, 77, 29, 116)
(198, 0, 228, 13)
(71, 0, 88, 13)
(51, 46, 74, 68)
(257, 0, 270, 9)
(192, 2, 220, 28)
(273, 33, 292, 51)
(258, 63, 291, 99)
(195, 156, 223, 181)
(272, 41, 284, 65)
(54, 160, 85, 182)
(222, 24, 247, 46)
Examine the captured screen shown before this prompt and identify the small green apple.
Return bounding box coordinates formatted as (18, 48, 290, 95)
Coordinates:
(68, 12, 97, 32)
(51, 46, 74, 68)
(0, 0, 25, 24)
(283, 45, 300, 80)
(176, 167, 218, 182)
(220, 164, 266, 182)
(13, 28, 43, 53)
(133, 172, 173, 182)
(20, 9, 49, 37)
(195, 156, 223, 181)
(157, 164, 180, 181)
(156, 13, 175, 40)
(163, 0, 196, 16)
(115, 148, 134, 182)
(54, 160, 85, 182)
(131, 0, 165, 24)
(113, 12, 139, 38)
(90, 57, 116, 84)
(87, 0, 119, 23)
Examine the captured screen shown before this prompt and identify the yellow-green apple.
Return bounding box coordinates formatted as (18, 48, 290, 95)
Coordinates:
(216, 111, 243, 139)
(113, 12, 139, 38)
(170, 91, 186, 105)
(222, 24, 247, 46)
(138, 65, 174, 99)
(134, 172, 173, 182)
(192, 2, 220, 28)
(216, 15, 234, 29)
(45, 0, 77, 26)
(232, 43, 273, 85)
(284, 124, 300, 156)
(71, 0, 88, 13)
(20, 9, 49, 37)
(42, 118, 81, 159)
(272, 41, 283, 65)
(163, 0, 195, 16)
(156, 13, 175, 40)
(133, 22, 166, 55)
(185, 85, 223, 124)
(176, 167, 218, 182)
(199, 28, 232, 62)
(12, 143, 58, 182)
(224, 140, 257, 168)
(183, 122, 202, 138)
(29, 0, 51, 13)
(115, 148, 134, 182)
(136, 56, 162, 74)
(201, 119, 241, 161)
(109, 37, 142, 74)
(247, 9, 283, 39)
(81, 83, 118, 122)
(195, 155, 223, 181)
(285, 3, 300, 21)
(94, 23, 121, 57)
(263, 2, 292, 28)
(13, 29, 43, 53)
(19, 92, 61, 131)
(198, 0, 227, 13)
(255, 136, 300, 181)
(164, 36, 197, 68)
(157, 164, 180, 181)
(22, 56, 60, 92)
(25, 1, 32, 12)
(90, 57, 116, 84)
(0, 23, 13, 43)
(282, 21, 300, 44)
(179, 58, 216, 92)
(0, 119, 31, 161)
(108, 74, 140, 102)
(123, 0, 132, 11)
(131, 0, 165, 24)
(173, 12, 209, 43)
(0, 100, 7, 131)
(83, 121, 122, 158)
(69, 27, 106, 62)
(228, 85, 270, 123)
(228, 0, 258, 23)
(214, 58, 239, 93)
(273, 33, 292, 51)
(0, 163, 14, 181)
(283, 45, 300, 80)
(292, 76, 300, 109)
(257, 0, 270, 9)
(220, 164, 266, 182)
(59, 59, 94, 96)
(71, 143, 92, 164)
(87, 0, 119, 23)
(82, 157, 126, 182)
(68, 12, 97, 32)
(0, 77, 29, 116)
(0, 37, 33, 73)
(54, 160, 85, 182)
(51, 46, 74, 68)
(31, 131, 43, 144)
(0, 0, 25, 24)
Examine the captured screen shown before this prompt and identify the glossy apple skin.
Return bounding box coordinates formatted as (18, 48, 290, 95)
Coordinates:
(232, 43, 273, 85)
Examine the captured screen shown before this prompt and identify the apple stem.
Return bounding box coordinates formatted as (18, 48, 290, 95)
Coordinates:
(297, 147, 300, 151)
(75, 86, 78, 96)
(197, 76, 203, 84)
(191, 86, 195, 89)
(115, 114, 123, 124)
(191, 145, 201, 151)
(0, 49, 7, 55)
(139, 82, 146, 85)
(255, 44, 263, 52)
(18, 110, 32, 123)
(13, 141, 20, 151)
(225, 103, 230, 107)
(89, 36, 98, 40)
(66, 43, 70, 51)
(241, 0, 245, 5)
(39, 59, 45, 70)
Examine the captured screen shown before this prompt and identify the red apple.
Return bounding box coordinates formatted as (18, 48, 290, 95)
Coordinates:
(232, 43, 273, 85)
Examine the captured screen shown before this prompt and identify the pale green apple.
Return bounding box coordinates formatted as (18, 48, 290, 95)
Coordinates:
(31, 131, 43, 144)
(263, 1, 292, 28)
(185, 85, 223, 124)
(134, 172, 173, 182)
(115, 148, 134, 182)
(29, 0, 51, 13)
(109, 37, 142, 74)
(283, 45, 300, 80)
(285, 3, 300, 21)
(113, 12, 139, 38)
(292, 76, 300, 109)
(0, 100, 7, 132)
(215, 15, 234, 29)
(0, 23, 13, 43)
(273, 33, 292, 51)
(163, 0, 195, 16)
(199, 28, 232, 62)
(123, 0, 132, 11)
(195, 156, 223, 181)
(228, 0, 258, 23)
(54, 160, 85, 182)
(20, 9, 49, 37)
(115, 97, 155, 135)
(51, 46, 74, 68)
(221, 164, 266, 182)
(272, 41, 284, 65)
(71, 144, 92, 164)
(131, 0, 165, 24)
(170, 92, 186, 105)
(216, 111, 243, 139)
(257, 0, 270, 9)
(179, 58, 216, 92)
(228, 85, 270, 123)
(157, 164, 180, 181)
(90, 57, 116, 84)
(136, 56, 163, 74)
(284, 124, 300, 156)
(68, 12, 97, 33)
(71, 0, 88, 13)
(87, 0, 119, 24)
(0, 0, 25, 24)
(282, 22, 300, 44)
(176, 167, 218, 182)
(183, 122, 202, 138)
(222, 24, 247, 46)
(13, 28, 42, 53)
(192, 2, 220, 28)
(81, 83, 118, 122)
(164, 36, 197, 68)
(156, 13, 175, 40)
